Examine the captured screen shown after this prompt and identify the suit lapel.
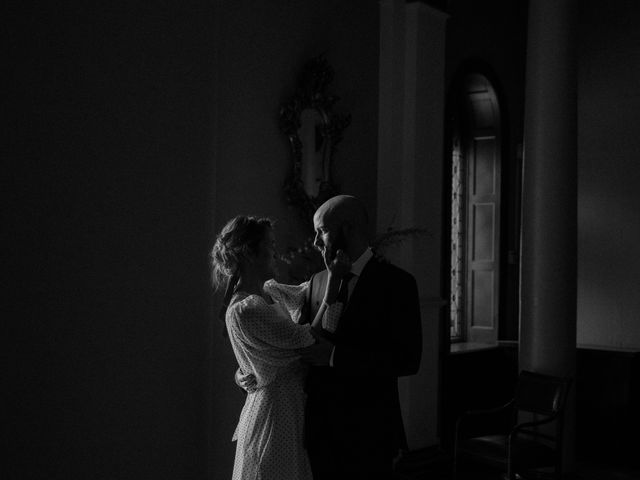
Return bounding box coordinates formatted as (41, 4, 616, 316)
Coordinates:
(336, 257, 379, 332)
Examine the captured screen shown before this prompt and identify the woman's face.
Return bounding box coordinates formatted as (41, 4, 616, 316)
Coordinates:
(253, 228, 278, 280)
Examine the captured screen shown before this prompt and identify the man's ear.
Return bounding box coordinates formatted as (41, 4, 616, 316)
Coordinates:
(341, 222, 353, 240)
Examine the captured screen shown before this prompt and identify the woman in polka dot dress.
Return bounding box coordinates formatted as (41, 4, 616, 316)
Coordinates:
(210, 215, 349, 480)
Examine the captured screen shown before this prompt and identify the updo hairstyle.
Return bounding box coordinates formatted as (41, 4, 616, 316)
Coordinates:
(210, 215, 273, 290)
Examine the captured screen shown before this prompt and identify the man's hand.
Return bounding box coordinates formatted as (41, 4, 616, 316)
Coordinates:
(235, 367, 258, 393)
(298, 334, 335, 366)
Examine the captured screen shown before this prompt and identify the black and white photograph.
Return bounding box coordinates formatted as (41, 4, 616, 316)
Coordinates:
(7, 1, 639, 479)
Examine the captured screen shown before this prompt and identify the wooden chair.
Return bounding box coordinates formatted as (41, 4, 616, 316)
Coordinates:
(453, 370, 572, 480)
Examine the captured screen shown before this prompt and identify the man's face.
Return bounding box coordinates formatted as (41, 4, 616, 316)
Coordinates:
(313, 210, 343, 261)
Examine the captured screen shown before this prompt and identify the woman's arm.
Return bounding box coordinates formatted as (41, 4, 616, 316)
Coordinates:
(310, 249, 351, 332)
(310, 272, 338, 329)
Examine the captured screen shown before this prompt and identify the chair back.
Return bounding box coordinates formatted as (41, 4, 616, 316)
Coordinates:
(513, 370, 571, 416)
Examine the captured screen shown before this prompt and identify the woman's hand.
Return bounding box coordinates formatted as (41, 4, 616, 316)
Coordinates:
(320, 250, 351, 306)
(310, 326, 324, 341)
(235, 367, 258, 393)
(299, 329, 335, 366)
(326, 249, 351, 278)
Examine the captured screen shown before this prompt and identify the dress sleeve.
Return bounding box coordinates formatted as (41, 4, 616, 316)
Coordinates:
(323, 301, 344, 332)
(227, 296, 314, 368)
(263, 279, 310, 324)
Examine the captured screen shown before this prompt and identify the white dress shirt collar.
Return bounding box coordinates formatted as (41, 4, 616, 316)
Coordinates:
(350, 247, 373, 277)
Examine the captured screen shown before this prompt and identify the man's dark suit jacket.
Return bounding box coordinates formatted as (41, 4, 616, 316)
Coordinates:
(302, 254, 422, 477)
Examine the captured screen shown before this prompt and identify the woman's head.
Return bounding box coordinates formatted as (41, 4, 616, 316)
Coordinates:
(210, 215, 276, 289)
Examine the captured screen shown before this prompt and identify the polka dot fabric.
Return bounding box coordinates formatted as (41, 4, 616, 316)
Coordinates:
(226, 280, 315, 480)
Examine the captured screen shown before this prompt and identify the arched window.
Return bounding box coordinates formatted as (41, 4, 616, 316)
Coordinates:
(449, 73, 502, 345)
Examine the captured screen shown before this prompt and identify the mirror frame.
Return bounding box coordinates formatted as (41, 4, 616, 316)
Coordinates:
(279, 55, 351, 226)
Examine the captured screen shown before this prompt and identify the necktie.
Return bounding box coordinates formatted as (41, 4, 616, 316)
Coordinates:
(337, 272, 355, 305)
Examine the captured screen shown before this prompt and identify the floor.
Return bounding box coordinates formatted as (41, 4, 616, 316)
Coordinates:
(392, 448, 640, 480)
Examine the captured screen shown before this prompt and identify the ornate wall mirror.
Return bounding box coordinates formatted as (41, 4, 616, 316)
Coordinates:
(279, 55, 351, 225)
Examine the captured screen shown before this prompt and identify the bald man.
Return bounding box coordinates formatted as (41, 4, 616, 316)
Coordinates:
(299, 195, 422, 480)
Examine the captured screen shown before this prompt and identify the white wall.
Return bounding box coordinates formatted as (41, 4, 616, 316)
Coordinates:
(377, 0, 448, 449)
(8, 2, 217, 478)
(577, 0, 640, 350)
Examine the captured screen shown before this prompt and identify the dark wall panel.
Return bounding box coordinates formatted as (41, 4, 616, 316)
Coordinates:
(8, 2, 216, 479)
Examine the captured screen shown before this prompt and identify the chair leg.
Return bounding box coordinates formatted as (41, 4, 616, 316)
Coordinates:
(452, 453, 465, 480)
(553, 466, 562, 480)
(507, 457, 518, 480)
(554, 454, 563, 480)
(452, 437, 459, 480)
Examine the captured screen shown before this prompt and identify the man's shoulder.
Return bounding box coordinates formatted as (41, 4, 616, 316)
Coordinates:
(310, 255, 416, 284)
(368, 255, 415, 282)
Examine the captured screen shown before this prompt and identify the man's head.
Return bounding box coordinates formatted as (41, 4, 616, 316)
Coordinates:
(313, 195, 370, 262)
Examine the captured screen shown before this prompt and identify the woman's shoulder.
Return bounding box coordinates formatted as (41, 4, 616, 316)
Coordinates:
(264, 279, 309, 296)
(227, 293, 268, 319)
(264, 278, 306, 289)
